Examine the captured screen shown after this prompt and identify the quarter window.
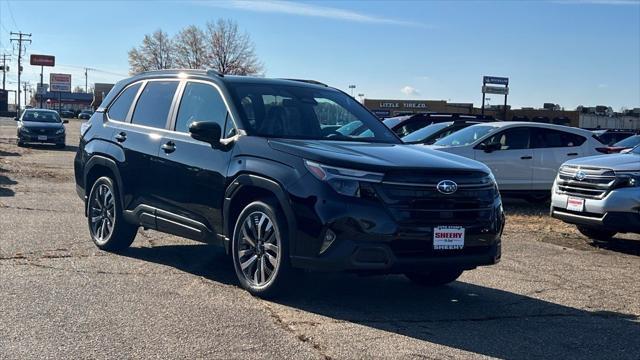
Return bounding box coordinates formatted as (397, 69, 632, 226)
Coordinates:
(107, 83, 141, 122)
(531, 128, 586, 148)
(131, 81, 179, 129)
(175, 82, 228, 133)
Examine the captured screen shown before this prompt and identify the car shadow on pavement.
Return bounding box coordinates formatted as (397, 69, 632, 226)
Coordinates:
(0, 174, 17, 197)
(121, 243, 640, 359)
(119, 244, 238, 286)
(590, 238, 640, 256)
(23, 143, 79, 153)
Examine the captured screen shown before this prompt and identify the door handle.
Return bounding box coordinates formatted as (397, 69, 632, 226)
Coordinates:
(114, 132, 127, 142)
(520, 156, 532, 160)
(567, 153, 578, 156)
(161, 141, 176, 153)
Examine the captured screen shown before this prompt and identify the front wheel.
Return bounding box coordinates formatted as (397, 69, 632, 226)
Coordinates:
(87, 176, 137, 251)
(577, 226, 616, 242)
(405, 269, 464, 287)
(231, 200, 295, 298)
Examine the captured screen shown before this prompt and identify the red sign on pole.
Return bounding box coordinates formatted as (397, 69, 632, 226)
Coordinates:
(30, 54, 55, 67)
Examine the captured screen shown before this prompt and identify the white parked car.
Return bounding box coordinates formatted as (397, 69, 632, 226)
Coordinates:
(430, 122, 603, 198)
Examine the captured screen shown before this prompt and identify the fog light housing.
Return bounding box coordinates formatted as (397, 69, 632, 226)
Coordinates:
(320, 229, 336, 254)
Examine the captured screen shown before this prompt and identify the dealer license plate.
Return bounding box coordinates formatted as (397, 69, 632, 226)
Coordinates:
(567, 197, 585, 212)
(433, 226, 465, 250)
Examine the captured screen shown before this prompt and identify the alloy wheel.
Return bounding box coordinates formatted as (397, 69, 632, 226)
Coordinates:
(237, 211, 281, 287)
(89, 183, 115, 245)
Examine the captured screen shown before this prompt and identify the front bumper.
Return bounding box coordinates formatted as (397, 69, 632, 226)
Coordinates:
(18, 133, 65, 144)
(551, 184, 640, 233)
(287, 176, 504, 273)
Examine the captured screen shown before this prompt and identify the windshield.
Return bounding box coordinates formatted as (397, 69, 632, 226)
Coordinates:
(402, 122, 451, 143)
(614, 135, 640, 148)
(22, 111, 61, 123)
(434, 125, 497, 147)
(227, 83, 399, 143)
(632, 145, 640, 154)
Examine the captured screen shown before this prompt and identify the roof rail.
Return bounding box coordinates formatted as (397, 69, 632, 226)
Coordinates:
(207, 69, 224, 78)
(137, 69, 207, 76)
(281, 78, 327, 87)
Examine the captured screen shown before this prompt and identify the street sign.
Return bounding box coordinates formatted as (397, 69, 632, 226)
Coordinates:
(37, 83, 48, 95)
(50, 73, 71, 92)
(483, 76, 509, 85)
(30, 54, 55, 67)
(482, 85, 509, 95)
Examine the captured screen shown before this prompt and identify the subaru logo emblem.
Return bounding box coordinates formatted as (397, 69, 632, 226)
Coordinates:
(574, 170, 586, 181)
(437, 180, 458, 194)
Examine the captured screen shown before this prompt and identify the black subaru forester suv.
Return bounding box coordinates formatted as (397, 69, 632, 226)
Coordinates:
(74, 69, 504, 297)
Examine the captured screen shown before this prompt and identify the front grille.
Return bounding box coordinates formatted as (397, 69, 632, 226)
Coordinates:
(365, 171, 497, 226)
(28, 128, 59, 136)
(556, 165, 615, 199)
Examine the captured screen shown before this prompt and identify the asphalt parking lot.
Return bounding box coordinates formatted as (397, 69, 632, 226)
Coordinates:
(1, 117, 639, 359)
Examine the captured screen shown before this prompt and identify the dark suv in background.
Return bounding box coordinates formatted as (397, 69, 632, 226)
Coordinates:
(74, 70, 504, 297)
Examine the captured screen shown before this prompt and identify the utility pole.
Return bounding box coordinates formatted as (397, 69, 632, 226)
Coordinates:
(85, 68, 88, 93)
(10, 32, 32, 113)
(1, 54, 10, 90)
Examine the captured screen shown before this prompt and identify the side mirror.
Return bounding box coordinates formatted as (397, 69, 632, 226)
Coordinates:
(481, 141, 501, 153)
(189, 121, 222, 148)
(14, 116, 19, 121)
(63, 119, 69, 124)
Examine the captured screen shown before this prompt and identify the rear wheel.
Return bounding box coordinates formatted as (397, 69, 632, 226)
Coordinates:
(232, 200, 295, 298)
(405, 269, 464, 287)
(87, 176, 137, 251)
(577, 226, 616, 242)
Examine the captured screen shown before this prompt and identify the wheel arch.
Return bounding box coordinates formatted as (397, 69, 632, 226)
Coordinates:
(83, 155, 124, 216)
(223, 174, 296, 255)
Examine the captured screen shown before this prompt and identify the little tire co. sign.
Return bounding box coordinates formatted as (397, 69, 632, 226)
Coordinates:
(50, 73, 72, 92)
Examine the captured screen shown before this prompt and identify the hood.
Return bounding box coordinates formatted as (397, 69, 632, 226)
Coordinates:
(268, 139, 490, 173)
(21, 121, 64, 129)
(564, 153, 640, 172)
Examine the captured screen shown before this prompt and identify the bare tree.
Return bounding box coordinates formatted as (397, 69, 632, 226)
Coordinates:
(205, 19, 263, 75)
(73, 85, 85, 93)
(128, 29, 175, 74)
(174, 25, 208, 69)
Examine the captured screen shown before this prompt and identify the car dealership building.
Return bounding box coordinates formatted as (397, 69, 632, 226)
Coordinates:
(363, 99, 580, 127)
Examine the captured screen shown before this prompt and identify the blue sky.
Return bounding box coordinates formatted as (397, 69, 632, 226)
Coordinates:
(1, 0, 639, 109)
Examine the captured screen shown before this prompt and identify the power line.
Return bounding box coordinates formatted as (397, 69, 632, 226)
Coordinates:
(6, 1, 20, 31)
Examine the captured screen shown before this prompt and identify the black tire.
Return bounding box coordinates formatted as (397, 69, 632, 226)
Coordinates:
(405, 269, 464, 287)
(231, 200, 296, 298)
(16, 139, 24, 147)
(86, 176, 137, 251)
(577, 226, 616, 242)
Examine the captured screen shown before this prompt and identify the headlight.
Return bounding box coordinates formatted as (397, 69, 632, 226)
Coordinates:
(20, 127, 30, 133)
(304, 160, 383, 197)
(616, 172, 640, 188)
(55, 128, 65, 135)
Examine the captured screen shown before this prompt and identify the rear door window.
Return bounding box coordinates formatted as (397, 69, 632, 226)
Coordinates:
(531, 128, 586, 148)
(131, 81, 179, 129)
(107, 83, 141, 122)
